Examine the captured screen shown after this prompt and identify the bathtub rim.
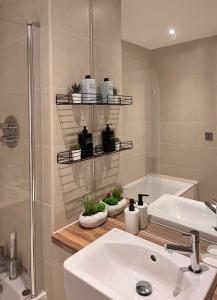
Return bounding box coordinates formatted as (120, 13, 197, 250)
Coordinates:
(124, 173, 198, 198)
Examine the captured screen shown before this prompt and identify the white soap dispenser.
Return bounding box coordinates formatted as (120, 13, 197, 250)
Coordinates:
(81, 75, 96, 103)
(124, 199, 139, 235)
(101, 78, 113, 103)
(135, 194, 148, 230)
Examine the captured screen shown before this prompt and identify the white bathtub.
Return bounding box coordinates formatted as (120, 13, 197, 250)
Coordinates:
(0, 272, 30, 300)
(0, 272, 46, 300)
(124, 173, 198, 204)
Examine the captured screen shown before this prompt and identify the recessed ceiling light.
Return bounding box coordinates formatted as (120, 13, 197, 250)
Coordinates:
(169, 28, 176, 36)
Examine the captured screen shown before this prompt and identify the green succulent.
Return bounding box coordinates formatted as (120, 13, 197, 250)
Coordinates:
(113, 86, 120, 96)
(103, 193, 119, 206)
(70, 143, 81, 151)
(82, 197, 106, 216)
(68, 82, 82, 94)
(95, 202, 106, 212)
(114, 137, 120, 143)
(112, 183, 124, 201)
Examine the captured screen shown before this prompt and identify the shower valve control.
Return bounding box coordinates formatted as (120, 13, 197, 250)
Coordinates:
(205, 132, 213, 141)
(0, 116, 20, 148)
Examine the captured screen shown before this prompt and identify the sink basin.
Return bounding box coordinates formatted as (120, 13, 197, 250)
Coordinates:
(148, 194, 217, 243)
(64, 228, 217, 300)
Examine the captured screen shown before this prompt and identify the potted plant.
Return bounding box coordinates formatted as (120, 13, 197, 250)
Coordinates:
(70, 144, 81, 161)
(68, 82, 82, 103)
(109, 86, 121, 104)
(79, 197, 108, 228)
(102, 184, 127, 217)
(114, 137, 121, 151)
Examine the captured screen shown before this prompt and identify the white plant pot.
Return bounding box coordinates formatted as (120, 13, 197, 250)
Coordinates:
(115, 142, 120, 151)
(109, 95, 121, 104)
(104, 198, 128, 217)
(79, 210, 108, 229)
(72, 93, 81, 103)
(71, 149, 81, 161)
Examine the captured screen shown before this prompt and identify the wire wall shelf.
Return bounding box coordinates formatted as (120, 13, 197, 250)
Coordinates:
(57, 141, 133, 165)
(56, 93, 133, 106)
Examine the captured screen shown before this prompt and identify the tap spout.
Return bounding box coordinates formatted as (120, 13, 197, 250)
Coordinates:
(165, 230, 202, 274)
(165, 244, 192, 253)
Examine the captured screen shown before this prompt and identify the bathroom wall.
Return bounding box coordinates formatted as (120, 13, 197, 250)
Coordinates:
(151, 35, 217, 201)
(93, 0, 123, 200)
(122, 41, 152, 184)
(45, 1, 123, 300)
(44, 1, 91, 299)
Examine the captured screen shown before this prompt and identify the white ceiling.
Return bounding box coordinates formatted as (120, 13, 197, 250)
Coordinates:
(121, 0, 217, 49)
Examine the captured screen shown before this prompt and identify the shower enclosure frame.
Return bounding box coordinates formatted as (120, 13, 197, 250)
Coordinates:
(27, 22, 39, 298)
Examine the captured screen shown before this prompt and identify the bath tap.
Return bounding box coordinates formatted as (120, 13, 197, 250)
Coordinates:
(165, 230, 202, 274)
(0, 253, 9, 273)
(0, 255, 18, 279)
(0, 234, 19, 280)
(205, 199, 217, 230)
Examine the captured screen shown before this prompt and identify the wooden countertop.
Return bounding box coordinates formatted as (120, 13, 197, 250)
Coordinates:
(52, 217, 217, 299)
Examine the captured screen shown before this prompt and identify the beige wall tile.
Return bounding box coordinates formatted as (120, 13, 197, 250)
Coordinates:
(42, 146, 52, 205)
(50, 263, 66, 300)
(93, 0, 121, 45)
(160, 122, 199, 146)
(160, 99, 199, 122)
(0, 37, 27, 93)
(51, 244, 72, 264)
(157, 74, 199, 101)
(152, 36, 217, 202)
(51, 0, 89, 38)
(199, 76, 217, 99)
(198, 168, 217, 202)
(41, 88, 52, 147)
(0, 0, 48, 28)
(94, 41, 122, 88)
(122, 41, 152, 184)
(0, 19, 25, 48)
(198, 36, 217, 81)
(151, 41, 199, 77)
(36, 202, 52, 263)
(160, 163, 200, 181)
(121, 146, 146, 185)
(54, 160, 93, 206)
(200, 98, 217, 123)
(160, 144, 199, 170)
(39, 28, 50, 89)
(122, 40, 148, 59)
(53, 201, 83, 230)
(200, 147, 217, 170)
(52, 26, 89, 89)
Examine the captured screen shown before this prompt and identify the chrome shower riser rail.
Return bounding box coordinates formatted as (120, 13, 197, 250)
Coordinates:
(27, 22, 37, 298)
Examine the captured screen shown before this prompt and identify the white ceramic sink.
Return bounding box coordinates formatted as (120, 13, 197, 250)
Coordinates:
(148, 194, 217, 243)
(64, 228, 216, 300)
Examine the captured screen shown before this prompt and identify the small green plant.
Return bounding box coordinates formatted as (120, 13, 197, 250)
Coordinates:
(70, 143, 81, 151)
(113, 86, 120, 96)
(112, 183, 124, 201)
(95, 202, 106, 212)
(82, 197, 106, 216)
(68, 82, 82, 94)
(114, 137, 120, 143)
(103, 193, 119, 206)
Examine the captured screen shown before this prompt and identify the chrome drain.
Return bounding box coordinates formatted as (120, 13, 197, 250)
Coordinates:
(136, 281, 152, 296)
